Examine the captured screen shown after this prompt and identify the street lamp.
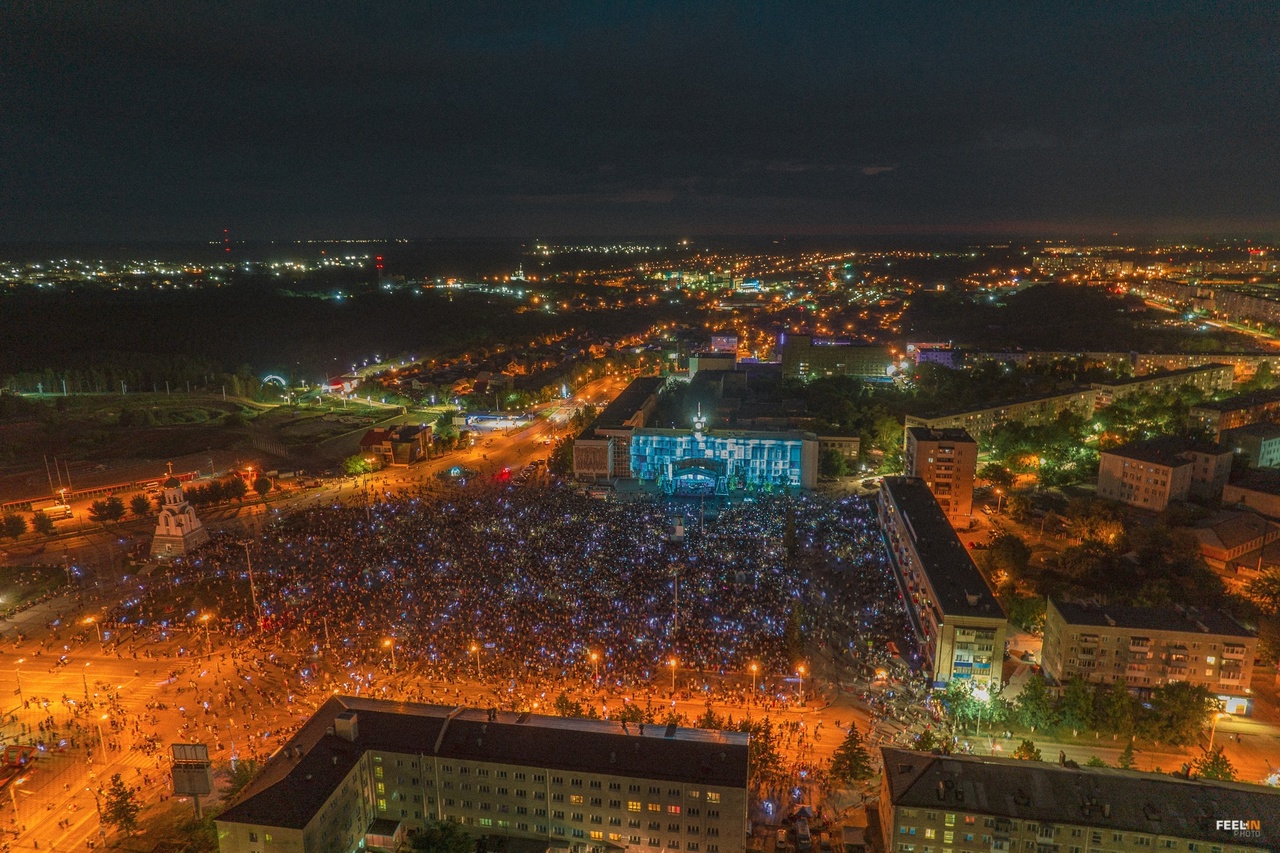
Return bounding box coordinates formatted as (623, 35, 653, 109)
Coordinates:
(84, 615, 102, 643)
(972, 686, 991, 738)
(590, 651, 599, 684)
(471, 643, 482, 679)
(995, 488, 1005, 514)
(797, 665, 806, 706)
(384, 638, 397, 672)
(96, 714, 109, 763)
(14, 658, 23, 702)
(83, 662, 91, 699)
(1208, 711, 1229, 750)
(200, 613, 213, 657)
(669, 658, 677, 693)
(750, 662, 758, 695)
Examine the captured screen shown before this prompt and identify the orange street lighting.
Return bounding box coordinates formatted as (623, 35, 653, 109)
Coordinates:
(668, 658, 677, 692)
(750, 662, 759, 694)
(383, 638, 397, 672)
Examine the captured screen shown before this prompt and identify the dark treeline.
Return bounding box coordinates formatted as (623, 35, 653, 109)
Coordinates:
(0, 284, 662, 393)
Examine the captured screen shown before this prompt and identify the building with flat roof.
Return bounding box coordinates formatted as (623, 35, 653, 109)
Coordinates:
(360, 423, 433, 467)
(778, 333, 894, 381)
(1096, 435, 1233, 511)
(1223, 420, 1280, 469)
(1223, 467, 1280, 520)
(572, 376, 667, 481)
(1190, 387, 1280, 441)
(878, 477, 1006, 687)
(879, 746, 1279, 853)
(903, 389, 1098, 440)
(904, 427, 977, 522)
(1042, 598, 1256, 715)
(216, 696, 749, 853)
(1090, 363, 1234, 408)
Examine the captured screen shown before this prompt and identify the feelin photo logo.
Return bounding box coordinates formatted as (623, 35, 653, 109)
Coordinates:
(1215, 819, 1262, 838)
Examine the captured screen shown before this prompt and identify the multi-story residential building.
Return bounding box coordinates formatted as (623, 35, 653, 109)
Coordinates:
(216, 697, 749, 853)
(903, 389, 1098, 441)
(778, 333, 894, 381)
(1223, 421, 1280, 468)
(878, 477, 1006, 688)
(904, 427, 977, 521)
(1189, 387, 1280, 441)
(880, 747, 1279, 853)
(817, 435, 861, 466)
(1090, 363, 1234, 408)
(1096, 435, 1233, 511)
(1042, 598, 1257, 714)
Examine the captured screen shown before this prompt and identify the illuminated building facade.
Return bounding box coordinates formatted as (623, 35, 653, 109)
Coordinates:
(630, 420, 818, 493)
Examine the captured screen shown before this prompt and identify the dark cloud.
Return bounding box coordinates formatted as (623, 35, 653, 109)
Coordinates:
(0, 1, 1277, 240)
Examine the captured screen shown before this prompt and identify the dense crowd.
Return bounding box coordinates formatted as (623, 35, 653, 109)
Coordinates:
(122, 483, 912, 709)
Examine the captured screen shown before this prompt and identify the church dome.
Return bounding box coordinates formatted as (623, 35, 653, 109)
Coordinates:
(163, 476, 182, 488)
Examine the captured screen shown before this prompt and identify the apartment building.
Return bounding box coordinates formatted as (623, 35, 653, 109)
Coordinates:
(1090, 363, 1234, 408)
(880, 747, 1279, 853)
(1096, 436, 1233, 511)
(1042, 599, 1257, 715)
(778, 334, 894, 381)
(1189, 387, 1280, 441)
(878, 477, 1006, 688)
(904, 427, 977, 521)
(1223, 421, 1280, 468)
(903, 389, 1098, 441)
(216, 697, 749, 853)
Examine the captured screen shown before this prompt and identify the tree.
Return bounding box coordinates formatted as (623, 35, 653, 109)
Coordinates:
(912, 727, 943, 753)
(225, 759, 259, 799)
(1015, 675, 1055, 731)
(102, 772, 141, 836)
(1085, 756, 1109, 767)
(1116, 740, 1137, 769)
(738, 718, 785, 786)
(130, 493, 153, 518)
(1144, 682, 1217, 746)
(254, 476, 273, 499)
(1095, 680, 1136, 737)
(1012, 739, 1042, 761)
(1245, 568, 1280, 616)
(1, 513, 27, 541)
(411, 819, 475, 853)
(978, 462, 1015, 490)
(32, 512, 56, 537)
(88, 496, 126, 525)
(225, 476, 248, 502)
(982, 533, 1031, 581)
(344, 454, 373, 476)
(1191, 746, 1236, 781)
(1056, 676, 1094, 733)
(829, 726, 874, 785)
(819, 448, 850, 478)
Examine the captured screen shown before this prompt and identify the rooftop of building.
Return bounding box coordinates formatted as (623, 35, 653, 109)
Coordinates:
(1189, 510, 1280, 552)
(1191, 387, 1280, 413)
(1224, 420, 1280, 440)
(880, 477, 1003, 620)
(1099, 434, 1227, 466)
(904, 388, 1096, 421)
(218, 696, 749, 831)
(1048, 598, 1253, 638)
(588, 375, 667, 432)
(1090, 363, 1233, 388)
(906, 427, 976, 445)
(1226, 467, 1280, 495)
(632, 426, 817, 442)
(881, 747, 1279, 847)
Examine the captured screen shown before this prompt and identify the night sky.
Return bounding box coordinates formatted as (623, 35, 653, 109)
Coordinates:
(2, 2, 1277, 241)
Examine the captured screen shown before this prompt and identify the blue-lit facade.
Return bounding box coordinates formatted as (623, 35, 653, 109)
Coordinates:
(629, 428, 818, 493)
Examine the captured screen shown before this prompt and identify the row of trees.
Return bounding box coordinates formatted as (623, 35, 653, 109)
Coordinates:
(941, 676, 1219, 746)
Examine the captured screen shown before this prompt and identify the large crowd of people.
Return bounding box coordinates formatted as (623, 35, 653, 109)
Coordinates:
(114, 483, 912, 712)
